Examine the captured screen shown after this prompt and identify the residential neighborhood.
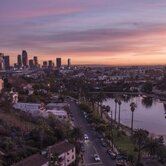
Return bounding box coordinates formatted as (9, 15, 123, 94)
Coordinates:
(0, 61, 166, 166)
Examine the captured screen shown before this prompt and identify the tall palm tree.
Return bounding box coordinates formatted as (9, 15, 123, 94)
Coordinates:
(118, 100, 122, 129)
(114, 98, 118, 122)
(130, 102, 137, 133)
(94, 92, 106, 115)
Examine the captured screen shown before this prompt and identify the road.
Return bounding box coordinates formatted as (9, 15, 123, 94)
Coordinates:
(70, 102, 116, 166)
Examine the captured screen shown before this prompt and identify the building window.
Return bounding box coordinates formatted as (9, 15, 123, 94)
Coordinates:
(72, 149, 74, 152)
(72, 155, 74, 159)
(67, 152, 69, 155)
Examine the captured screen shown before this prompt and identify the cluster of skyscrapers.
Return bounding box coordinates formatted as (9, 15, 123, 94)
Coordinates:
(16, 50, 35, 69)
(17, 50, 38, 69)
(0, 53, 10, 70)
(42, 57, 71, 69)
(0, 50, 71, 70)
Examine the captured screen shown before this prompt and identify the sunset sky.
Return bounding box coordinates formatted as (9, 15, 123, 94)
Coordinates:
(1, 0, 166, 65)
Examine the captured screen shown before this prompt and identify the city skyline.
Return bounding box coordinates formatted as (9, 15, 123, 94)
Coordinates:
(1, 0, 166, 65)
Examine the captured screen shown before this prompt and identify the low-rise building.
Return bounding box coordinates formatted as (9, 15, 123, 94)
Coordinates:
(13, 102, 69, 120)
(13, 102, 41, 113)
(13, 154, 48, 166)
(49, 141, 76, 166)
(46, 109, 68, 120)
(47, 103, 69, 109)
(13, 141, 76, 166)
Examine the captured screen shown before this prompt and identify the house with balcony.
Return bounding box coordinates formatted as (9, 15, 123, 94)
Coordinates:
(13, 141, 76, 166)
(49, 141, 76, 166)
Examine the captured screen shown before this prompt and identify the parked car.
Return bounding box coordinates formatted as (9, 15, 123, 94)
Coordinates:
(116, 155, 127, 166)
(96, 133, 102, 139)
(83, 112, 87, 118)
(94, 154, 100, 162)
(100, 138, 107, 147)
(107, 149, 117, 159)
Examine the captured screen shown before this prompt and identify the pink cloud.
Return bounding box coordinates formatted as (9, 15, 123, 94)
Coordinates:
(0, 6, 83, 19)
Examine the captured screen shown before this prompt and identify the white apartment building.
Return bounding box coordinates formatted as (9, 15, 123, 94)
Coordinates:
(46, 109, 68, 120)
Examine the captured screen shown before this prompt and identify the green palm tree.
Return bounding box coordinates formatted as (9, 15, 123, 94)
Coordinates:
(114, 98, 118, 122)
(96, 92, 106, 113)
(130, 102, 137, 133)
(118, 100, 122, 129)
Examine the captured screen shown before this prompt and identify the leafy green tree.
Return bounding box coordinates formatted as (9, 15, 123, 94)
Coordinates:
(133, 129, 149, 164)
(141, 82, 153, 93)
(70, 128, 83, 143)
(145, 138, 160, 158)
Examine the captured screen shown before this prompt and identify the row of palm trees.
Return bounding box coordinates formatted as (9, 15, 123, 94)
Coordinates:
(84, 93, 137, 133)
(114, 97, 137, 133)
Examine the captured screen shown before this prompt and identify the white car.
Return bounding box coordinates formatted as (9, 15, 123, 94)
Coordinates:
(94, 154, 100, 162)
(84, 134, 89, 141)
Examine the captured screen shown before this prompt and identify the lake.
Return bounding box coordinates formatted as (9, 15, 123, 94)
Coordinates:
(103, 95, 166, 142)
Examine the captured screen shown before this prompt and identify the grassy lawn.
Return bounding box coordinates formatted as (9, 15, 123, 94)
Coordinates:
(113, 130, 138, 160)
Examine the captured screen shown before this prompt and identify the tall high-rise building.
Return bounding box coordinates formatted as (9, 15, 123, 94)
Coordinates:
(22, 50, 28, 67)
(4, 56, 10, 70)
(0, 53, 4, 70)
(17, 54, 22, 68)
(48, 60, 53, 68)
(29, 59, 34, 68)
(33, 56, 38, 67)
(42, 61, 48, 68)
(56, 58, 61, 69)
(68, 58, 71, 68)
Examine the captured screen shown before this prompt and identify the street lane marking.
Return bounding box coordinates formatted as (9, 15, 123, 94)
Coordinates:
(93, 146, 98, 154)
(86, 163, 103, 166)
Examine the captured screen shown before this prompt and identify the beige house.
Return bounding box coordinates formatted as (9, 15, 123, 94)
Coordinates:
(13, 141, 76, 166)
(49, 141, 76, 166)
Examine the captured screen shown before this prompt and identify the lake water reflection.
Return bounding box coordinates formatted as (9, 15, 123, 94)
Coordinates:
(103, 95, 166, 141)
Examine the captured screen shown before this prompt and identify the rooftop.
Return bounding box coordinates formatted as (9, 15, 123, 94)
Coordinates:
(12, 154, 48, 166)
(49, 141, 74, 155)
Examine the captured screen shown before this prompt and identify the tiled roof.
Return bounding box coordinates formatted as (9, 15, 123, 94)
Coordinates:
(50, 141, 75, 155)
(12, 154, 48, 166)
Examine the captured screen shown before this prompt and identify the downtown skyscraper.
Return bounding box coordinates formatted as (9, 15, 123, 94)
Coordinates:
(22, 50, 28, 67)
(56, 58, 61, 69)
(17, 54, 22, 68)
(4, 56, 10, 70)
(33, 56, 38, 67)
